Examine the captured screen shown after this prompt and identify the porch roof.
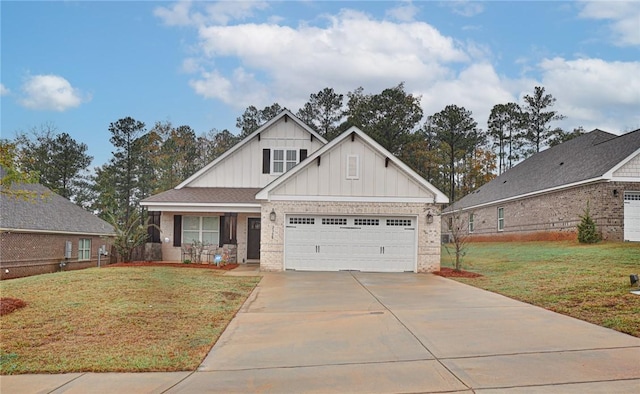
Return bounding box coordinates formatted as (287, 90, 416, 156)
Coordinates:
(140, 187, 262, 212)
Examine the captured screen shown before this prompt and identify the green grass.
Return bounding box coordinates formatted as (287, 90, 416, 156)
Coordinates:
(0, 267, 260, 374)
(441, 241, 640, 337)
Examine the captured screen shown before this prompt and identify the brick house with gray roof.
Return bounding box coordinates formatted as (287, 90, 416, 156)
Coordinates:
(142, 110, 449, 272)
(442, 128, 640, 242)
(1, 179, 115, 279)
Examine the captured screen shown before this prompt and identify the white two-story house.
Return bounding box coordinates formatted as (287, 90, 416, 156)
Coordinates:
(141, 110, 448, 272)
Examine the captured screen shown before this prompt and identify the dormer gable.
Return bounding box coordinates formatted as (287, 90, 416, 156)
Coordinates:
(177, 109, 327, 189)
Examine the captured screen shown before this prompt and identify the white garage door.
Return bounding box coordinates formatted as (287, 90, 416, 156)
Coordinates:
(624, 192, 640, 242)
(285, 215, 416, 272)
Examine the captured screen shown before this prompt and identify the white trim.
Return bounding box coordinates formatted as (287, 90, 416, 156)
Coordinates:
(140, 203, 261, 213)
(604, 148, 640, 178)
(256, 127, 449, 203)
(268, 194, 435, 203)
(176, 110, 327, 189)
(611, 176, 640, 182)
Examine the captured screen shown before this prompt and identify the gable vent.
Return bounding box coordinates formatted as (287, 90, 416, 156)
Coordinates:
(346, 155, 359, 179)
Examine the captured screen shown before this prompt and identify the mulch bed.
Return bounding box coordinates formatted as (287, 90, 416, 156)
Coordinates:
(1, 298, 27, 316)
(108, 262, 239, 270)
(434, 267, 482, 278)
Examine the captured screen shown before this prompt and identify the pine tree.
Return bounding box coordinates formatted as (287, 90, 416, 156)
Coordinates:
(577, 202, 601, 243)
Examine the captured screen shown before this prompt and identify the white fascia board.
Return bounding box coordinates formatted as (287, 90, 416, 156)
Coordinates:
(141, 202, 261, 213)
(445, 177, 607, 214)
(256, 126, 449, 203)
(611, 176, 640, 182)
(176, 109, 327, 189)
(268, 194, 435, 204)
(0, 228, 116, 236)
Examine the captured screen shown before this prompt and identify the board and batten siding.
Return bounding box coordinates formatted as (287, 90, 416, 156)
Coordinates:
(187, 117, 324, 188)
(270, 135, 434, 199)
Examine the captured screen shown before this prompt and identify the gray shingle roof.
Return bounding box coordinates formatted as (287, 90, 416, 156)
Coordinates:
(141, 187, 262, 204)
(446, 128, 640, 212)
(0, 182, 115, 235)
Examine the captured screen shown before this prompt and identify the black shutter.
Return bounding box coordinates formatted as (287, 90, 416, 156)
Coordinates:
(147, 211, 161, 243)
(219, 215, 226, 246)
(173, 215, 182, 247)
(262, 149, 270, 174)
(300, 149, 308, 162)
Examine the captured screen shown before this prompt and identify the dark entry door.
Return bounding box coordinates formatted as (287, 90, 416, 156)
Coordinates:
(247, 218, 261, 260)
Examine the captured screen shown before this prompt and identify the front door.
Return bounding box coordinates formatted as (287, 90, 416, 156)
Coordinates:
(247, 218, 261, 260)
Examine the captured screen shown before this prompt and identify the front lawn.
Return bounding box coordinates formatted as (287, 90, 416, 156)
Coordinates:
(441, 241, 640, 337)
(0, 267, 260, 374)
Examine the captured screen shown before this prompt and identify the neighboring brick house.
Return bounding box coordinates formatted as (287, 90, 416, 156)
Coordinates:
(0, 180, 115, 279)
(442, 129, 640, 242)
(141, 110, 449, 272)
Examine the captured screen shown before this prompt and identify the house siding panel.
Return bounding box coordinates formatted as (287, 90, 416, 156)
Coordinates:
(613, 153, 640, 177)
(270, 135, 434, 200)
(443, 181, 638, 242)
(0, 232, 114, 280)
(187, 117, 323, 189)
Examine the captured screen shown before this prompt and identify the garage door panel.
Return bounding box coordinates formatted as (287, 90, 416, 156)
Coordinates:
(285, 215, 416, 272)
(624, 192, 640, 242)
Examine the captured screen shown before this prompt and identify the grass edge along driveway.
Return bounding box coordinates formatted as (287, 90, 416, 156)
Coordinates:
(441, 241, 640, 338)
(0, 267, 260, 375)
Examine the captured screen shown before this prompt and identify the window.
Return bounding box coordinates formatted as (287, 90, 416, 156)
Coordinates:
(289, 217, 315, 225)
(497, 207, 504, 231)
(78, 238, 91, 261)
(354, 218, 379, 226)
(272, 149, 299, 174)
(322, 218, 347, 225)
(387, 219, 412, 227)
(183, 216, 220, 245)
(468, 213, 475, 233)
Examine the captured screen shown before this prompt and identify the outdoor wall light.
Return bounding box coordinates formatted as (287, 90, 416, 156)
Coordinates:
(164, 237, 170, 243)
(613, 189, 619, 197)
(269, 209, 276, 222)
(426, 212, 434, 224)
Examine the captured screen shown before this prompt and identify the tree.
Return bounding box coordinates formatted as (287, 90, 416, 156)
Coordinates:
(345, 83, 423, 156)
(428, 105, 479, 202)
(577, 201, 601, 243)
(105, 210, 156, 262)
(0, 139, 39, 199)
(108, 117, 146, 223)
(521, 86, 565, 155)
(236, 103, 283, 138)
(444, 210, 469, 272)
(487, 102, 523, 174)
(549, 126, 585, 147)
(16, 127, 93, 201)
(296, 87, 344, 140)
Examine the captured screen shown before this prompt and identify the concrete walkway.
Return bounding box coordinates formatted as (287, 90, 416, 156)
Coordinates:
(2, 272, 639, 393)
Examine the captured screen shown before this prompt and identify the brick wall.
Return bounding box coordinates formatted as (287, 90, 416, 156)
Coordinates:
(259, 201, 442, 273)
(442, 181, 638, 242)
(0, 232, 114, 280)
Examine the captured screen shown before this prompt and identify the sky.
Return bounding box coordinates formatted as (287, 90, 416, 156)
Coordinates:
(2, 1, 639, 168)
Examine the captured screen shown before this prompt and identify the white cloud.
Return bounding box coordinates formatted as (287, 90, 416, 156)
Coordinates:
(579, 1, 640, 46)
(444, 1, 484, 17)
(0, 83, 9, 96)
(190, 9, 469, 109)
(19, 74, 89, 111)
(154, 0, 269, 27)
(538, 57, 640, 131)
(386, 1, 419, 22)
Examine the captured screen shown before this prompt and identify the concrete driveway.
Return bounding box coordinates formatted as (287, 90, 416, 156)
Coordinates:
(3, 271, 639, 393)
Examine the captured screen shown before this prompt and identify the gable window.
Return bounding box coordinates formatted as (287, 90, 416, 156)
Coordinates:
(183, 216, 220, 245)
(497, 207, 504, 231)
(272, 149, 298, 174)
(468, 213, 475, 233)
(78, 238, 91, 261)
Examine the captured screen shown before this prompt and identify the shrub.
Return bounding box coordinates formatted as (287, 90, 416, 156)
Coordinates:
(577, 202, 601, 243)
